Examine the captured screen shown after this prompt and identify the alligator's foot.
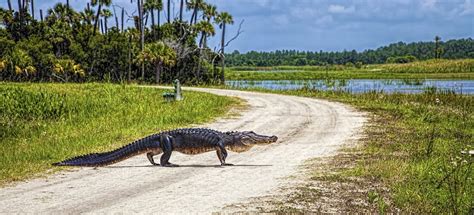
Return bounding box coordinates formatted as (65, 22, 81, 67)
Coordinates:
(162, 163, 180, 167)
(221, 163, 234, 166)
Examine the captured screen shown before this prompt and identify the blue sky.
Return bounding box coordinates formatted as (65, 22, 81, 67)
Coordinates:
(2, 0, 473, 52)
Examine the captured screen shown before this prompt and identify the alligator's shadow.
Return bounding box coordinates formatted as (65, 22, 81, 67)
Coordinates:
(106, 164, 272, 168)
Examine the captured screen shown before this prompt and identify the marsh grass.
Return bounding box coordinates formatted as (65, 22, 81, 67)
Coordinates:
(226, 59, 474, 80)
(224, 86, 473, 213)
(0, 83, 238, 185)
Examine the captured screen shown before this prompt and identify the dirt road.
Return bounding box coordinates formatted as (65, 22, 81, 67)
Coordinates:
(0, 88, 365, 213)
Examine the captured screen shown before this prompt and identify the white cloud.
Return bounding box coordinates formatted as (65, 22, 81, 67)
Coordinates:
(328, 4, 355, 14)
(460, 0, 474, 15)
(290, 7, 319, 19)
(421, 0, 438, 10)
(315, 15, 334, 26)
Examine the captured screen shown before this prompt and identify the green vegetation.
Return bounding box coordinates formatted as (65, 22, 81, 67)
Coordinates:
(0, 0, 234, 84)
(386, 55, 417, 64)
(226, 59, 474, 80)
(230, 86, 473, 213)
(0, 83, 238, 185)
(226, 38, 474, 67)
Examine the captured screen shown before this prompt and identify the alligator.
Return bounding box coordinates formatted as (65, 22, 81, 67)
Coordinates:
(53, 128, 278, 167)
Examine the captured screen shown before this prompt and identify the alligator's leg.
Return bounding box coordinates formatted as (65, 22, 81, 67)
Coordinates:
(160, 135, 179, 167)
(216, 142, 233, 166)
(146, 148, 162, 165)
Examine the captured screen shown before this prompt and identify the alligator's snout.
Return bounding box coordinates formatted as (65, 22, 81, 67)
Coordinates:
(270, 136, 278, 142)
(260, 135, 278, 144)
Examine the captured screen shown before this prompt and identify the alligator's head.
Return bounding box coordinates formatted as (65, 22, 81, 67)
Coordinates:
(228, 131, 278, 146)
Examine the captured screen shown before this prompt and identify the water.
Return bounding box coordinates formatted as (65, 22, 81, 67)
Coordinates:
(226, 79, 474, 94)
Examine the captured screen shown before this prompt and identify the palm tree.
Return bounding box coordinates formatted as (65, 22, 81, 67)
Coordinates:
(179, 0, 184, 22)
(194, 20, 214, 81)
(215, 11, 233, 83)
(47, 3, 69, 22)
(434, 36, 443, 59)
(7, 0, 12, 11)
(167, 0, 170, 23)
(203, 4, 217, 22)
(187, 0, 204, 25)
(137, 41, 176, 84)
(144, 0, 162, 27)
(100, 8, 112, 33)
(200, 3, 217, 47)
(195, 20, 214, 48)
(8, 49, 35, 77)
(53, 59, 85, 82)
(30, 0, 34, 19)
(81, 5, 95, 25)
(91, 0, 112, 35)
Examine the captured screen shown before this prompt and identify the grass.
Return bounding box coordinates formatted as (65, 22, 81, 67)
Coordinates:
(223, 86, 473, 213)
(0, 83, 239, 185)
(226, 59, 474, 80)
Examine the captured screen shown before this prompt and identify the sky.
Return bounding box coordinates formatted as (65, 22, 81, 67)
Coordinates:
(1, 0, 473, 53)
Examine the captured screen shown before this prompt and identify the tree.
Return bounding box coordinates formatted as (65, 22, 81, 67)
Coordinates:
(188, 0, 204, 25)
(167, 0, 170, 23)
(435, 35, 443, 59)
(91, 0, 112, 35)
(179, 0, 184, 22)
(4, 48, 36, 79)
(53, 58, 85, 82)
(215, 11, 233, 83)
(195, 20, 214, 48)
(194, 20, 214, 81)
(144, 0, 162, 28)
(80, 5, 95, 25)
(46, 5, 74, 57)
(100, 8, 112, 33)
(200, 3, 216, 48)
(136, 41, 176, 84)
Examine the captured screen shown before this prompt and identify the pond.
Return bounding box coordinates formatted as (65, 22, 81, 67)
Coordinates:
(226, 79, 474, 95)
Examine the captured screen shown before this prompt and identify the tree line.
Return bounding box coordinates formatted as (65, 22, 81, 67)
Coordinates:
(225, 38, 474, 67)
(0, 0, 235, 84)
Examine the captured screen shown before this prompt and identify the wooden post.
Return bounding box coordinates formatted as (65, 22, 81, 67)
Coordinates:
(174, 79, 183, 101)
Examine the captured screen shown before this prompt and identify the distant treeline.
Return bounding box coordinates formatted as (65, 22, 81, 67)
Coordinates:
(225, 38, 474, 67)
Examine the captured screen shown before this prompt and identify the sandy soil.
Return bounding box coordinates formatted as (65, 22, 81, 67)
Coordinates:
(0, 88, 366, 213)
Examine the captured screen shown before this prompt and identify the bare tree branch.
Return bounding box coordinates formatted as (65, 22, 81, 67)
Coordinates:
(112, 4, 136, 22)
(223, 19, 244, 49)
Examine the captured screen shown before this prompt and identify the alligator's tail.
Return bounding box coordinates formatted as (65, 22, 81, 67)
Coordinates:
(53, 134, 161, 167)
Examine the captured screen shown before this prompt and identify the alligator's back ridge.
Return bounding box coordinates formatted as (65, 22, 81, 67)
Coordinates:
(53, 134, 160, 167)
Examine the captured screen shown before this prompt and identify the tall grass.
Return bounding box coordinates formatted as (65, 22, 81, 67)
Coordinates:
(0, 83, 238, 185)
(379, 59, 474, 73)
(226, 59, 474, 80)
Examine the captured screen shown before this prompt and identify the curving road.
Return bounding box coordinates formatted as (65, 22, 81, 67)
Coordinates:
(0, 88, 366, 213)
